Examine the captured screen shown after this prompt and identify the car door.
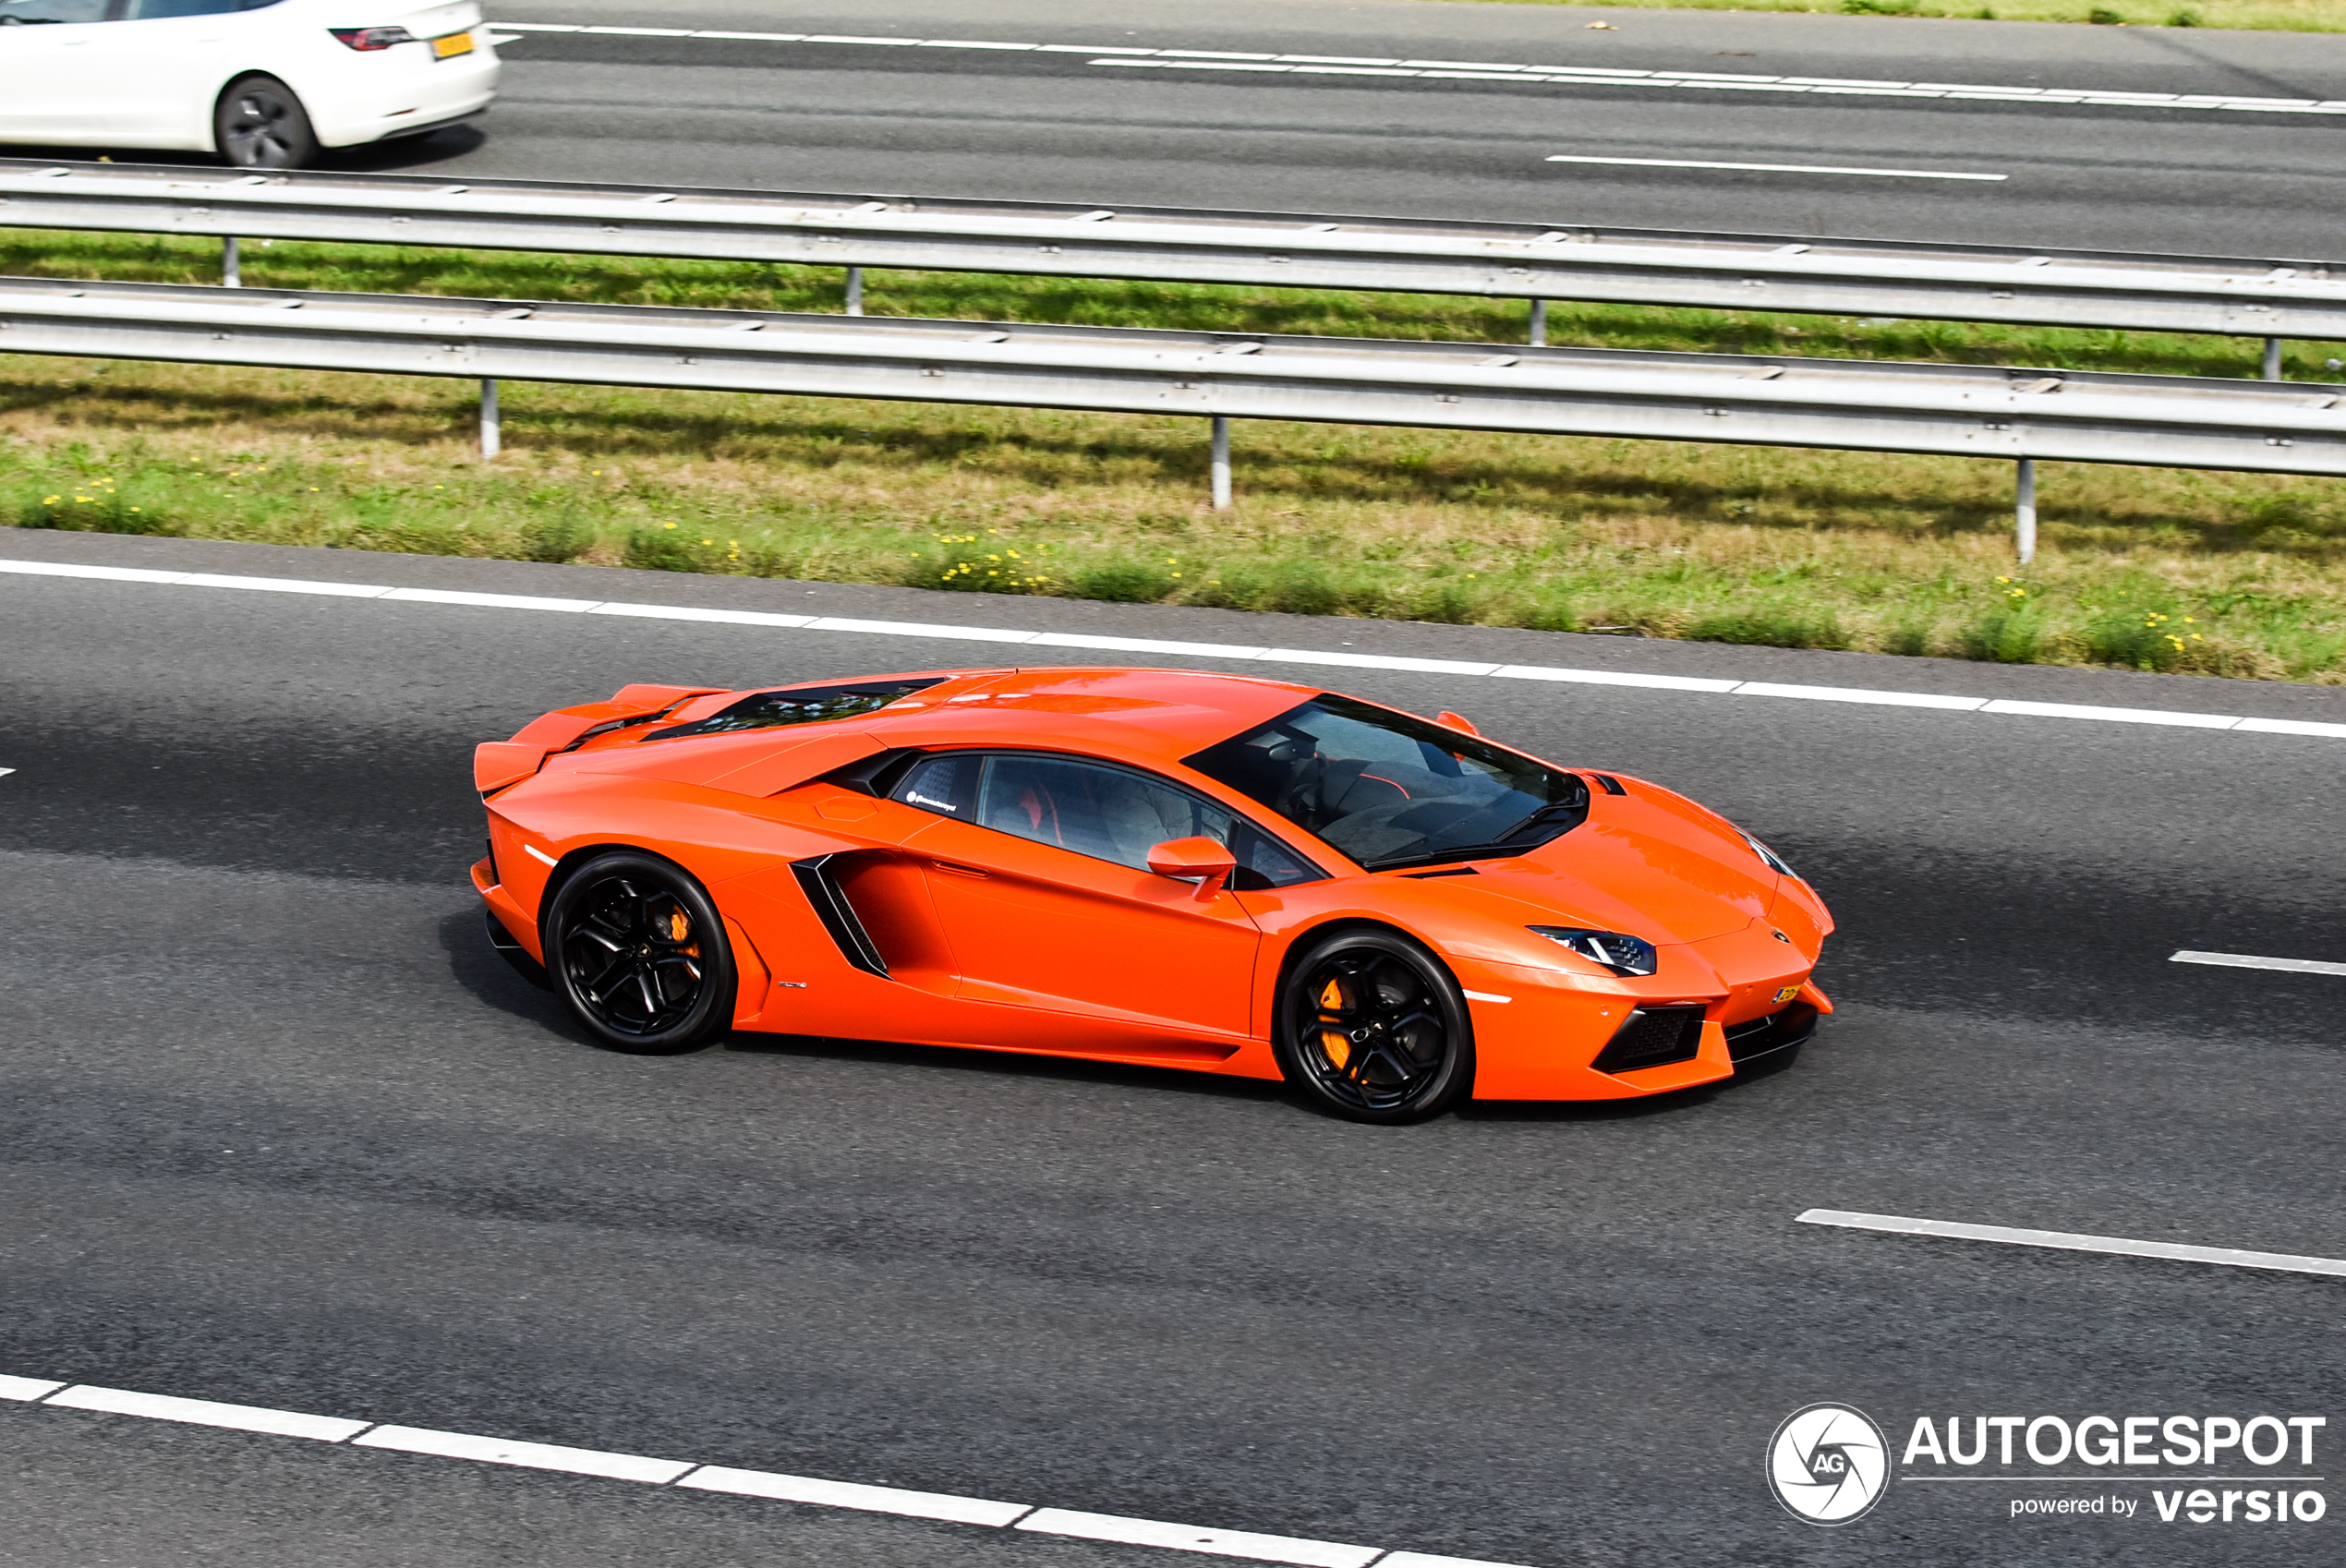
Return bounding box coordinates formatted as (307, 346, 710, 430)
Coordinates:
(0, 0, 122, 141)
(889, 752, 1267, 1050)
(89, 0, 254, 145)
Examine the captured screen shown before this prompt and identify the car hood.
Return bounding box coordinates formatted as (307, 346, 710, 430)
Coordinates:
(1437, 808, 1779, 946)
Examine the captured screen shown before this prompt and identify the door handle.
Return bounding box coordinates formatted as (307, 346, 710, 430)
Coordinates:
(930, 861, 990, 878)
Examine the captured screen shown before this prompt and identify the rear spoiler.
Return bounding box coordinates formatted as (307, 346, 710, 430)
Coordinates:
(474, 683, 723, 796)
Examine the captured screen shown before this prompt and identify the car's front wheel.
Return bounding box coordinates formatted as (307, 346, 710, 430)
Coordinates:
(215, 75, 320, 169)
(1275, 928, 1474, 1123)
(542, 851, 735, 1055)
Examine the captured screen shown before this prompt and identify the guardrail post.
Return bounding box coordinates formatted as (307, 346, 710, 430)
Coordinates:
(479, 378, 500, 461)
(1529, 299, 1547, 348)
(1210, 416, 1231, 511)
(2015, 456, 2037, 565)
(845, 266, 865, 317)
(222, 236, 239, 288)
(2263, 337, 2283, 380)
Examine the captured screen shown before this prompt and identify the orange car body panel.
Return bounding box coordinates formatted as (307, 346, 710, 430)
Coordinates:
(475, 666, 1836, 1101)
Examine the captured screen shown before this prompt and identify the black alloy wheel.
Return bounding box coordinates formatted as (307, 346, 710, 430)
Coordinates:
(1275, 929, 1473, 1123)
(215, 76, 320, 170)
(542, 851, 735, 1055)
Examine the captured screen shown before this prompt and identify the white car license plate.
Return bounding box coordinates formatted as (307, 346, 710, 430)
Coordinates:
(431, 30, 475, 60)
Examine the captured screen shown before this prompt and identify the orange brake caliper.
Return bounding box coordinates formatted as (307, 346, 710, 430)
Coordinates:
(1317, 978, 1351, 1069)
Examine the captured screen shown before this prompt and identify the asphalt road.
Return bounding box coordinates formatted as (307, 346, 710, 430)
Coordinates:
(5, 529, 2346, 1565)
(346, 0, 2346, 259)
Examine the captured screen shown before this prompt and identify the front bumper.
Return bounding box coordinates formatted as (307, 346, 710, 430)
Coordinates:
(1461, 919, 1828, 1101)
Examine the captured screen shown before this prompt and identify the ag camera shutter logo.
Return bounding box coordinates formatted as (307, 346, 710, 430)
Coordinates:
(1768, 1403, 1891, 1525)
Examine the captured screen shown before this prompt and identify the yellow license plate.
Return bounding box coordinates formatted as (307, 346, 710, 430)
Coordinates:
(431, 30, 474, 59)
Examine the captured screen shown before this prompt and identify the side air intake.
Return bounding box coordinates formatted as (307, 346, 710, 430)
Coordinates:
(791, 854, 889, 977)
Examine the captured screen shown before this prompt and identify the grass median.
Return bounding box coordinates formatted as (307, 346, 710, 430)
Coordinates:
(4, 229, 2345, 682)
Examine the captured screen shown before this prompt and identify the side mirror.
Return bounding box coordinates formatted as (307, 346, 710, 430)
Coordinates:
(1146, 836, 1238, 900)
(1436, 710, 1480, 736)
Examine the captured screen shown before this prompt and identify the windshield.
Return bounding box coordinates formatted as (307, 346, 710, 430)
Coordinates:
(1183, 695, 1589, 871)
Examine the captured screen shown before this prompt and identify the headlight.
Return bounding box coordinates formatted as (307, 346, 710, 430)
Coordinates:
(1742, 831, 1798, 881)
(1529, 926, 1658, 977)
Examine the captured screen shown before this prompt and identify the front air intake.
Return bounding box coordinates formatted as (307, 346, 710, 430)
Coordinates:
(1591, 1004, 1707, 1074)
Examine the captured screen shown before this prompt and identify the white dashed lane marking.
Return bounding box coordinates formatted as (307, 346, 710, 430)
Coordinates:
(1797, 1211, 2346, 1280)
(2, 1373, 1530, 1566)
(487, 22, 2346, 117)
(4, 557, 2342, 742)
(1542, 154, 2004, 181)
(2171, 950, 2346, 977)
(1014, 1508, 1380, 1567)
(43, 1385, 370, 1442)
(352, 1425, 695, 1483)
(675, 1466, 1032, 1526)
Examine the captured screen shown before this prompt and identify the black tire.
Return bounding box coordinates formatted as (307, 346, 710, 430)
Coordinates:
(1274, 928, 1474, 1123)
(541, 851, 735, 1055)
(215, 75, 320, 169)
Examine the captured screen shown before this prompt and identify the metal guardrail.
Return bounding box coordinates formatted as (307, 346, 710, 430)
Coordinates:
(2, 160, 2342, 368)
(5, 274, 2343, 562)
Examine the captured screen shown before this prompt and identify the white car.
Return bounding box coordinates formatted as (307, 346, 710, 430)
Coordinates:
(0, 0, 498, 168)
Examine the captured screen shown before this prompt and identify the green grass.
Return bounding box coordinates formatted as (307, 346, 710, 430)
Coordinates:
(1476, 0, 2346, 32)
(5, 228, 2346, 682)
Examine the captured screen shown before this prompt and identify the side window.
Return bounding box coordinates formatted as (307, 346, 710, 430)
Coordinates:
(0, 0, 115, 20)
(892, 754, 979, 818)
(125, 0, 245, 15)
(976, 754, 1222, 871)
(1227, 826, 1318, 890)
(893, 752, 1323, 887)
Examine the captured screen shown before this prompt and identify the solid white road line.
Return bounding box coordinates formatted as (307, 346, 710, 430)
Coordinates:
(588, 601, 816, 628)
(1544, 154, 2005, 181)
(351, 1425, 695, 1483)
(1798, 1209, 2346, 1280)
(483, 23, 2346, 117)
(1015, 1507, 1382, 1568)
(7, 1370, 1534, 1567)
(677, 1465, 1032, 1526)
(1979, 696, 2239, 729)
(0, 767, 15, 778)
(1733, 681, 1986, 711)
(43, 1385, 372, 1442)
(2172, 949, 2346, 977)
(6, 557, 2344, 742)
(381, 586, 599, 613)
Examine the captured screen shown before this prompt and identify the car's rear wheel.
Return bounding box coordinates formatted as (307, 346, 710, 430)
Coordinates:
(215, 75, 320, 169)
(542, 851, 735, 1055)
(1274, 928, 1473, 1123)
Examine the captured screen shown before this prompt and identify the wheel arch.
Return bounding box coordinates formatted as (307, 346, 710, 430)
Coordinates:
(1266, 915, 1473, 1039)
(534, 840, 710, 928)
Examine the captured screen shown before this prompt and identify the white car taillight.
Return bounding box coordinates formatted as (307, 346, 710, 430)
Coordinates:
(328, 26, 418, 50)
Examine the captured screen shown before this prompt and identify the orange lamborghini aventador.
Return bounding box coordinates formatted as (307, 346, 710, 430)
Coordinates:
(470, 666, 1832, 1122)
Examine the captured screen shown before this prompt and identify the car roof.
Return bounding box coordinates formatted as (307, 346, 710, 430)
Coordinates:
(866, 667, 1322, 764)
